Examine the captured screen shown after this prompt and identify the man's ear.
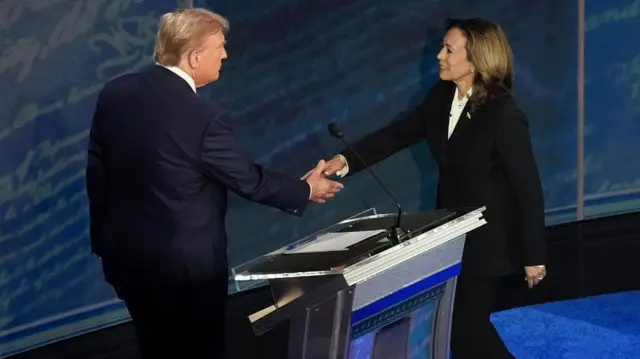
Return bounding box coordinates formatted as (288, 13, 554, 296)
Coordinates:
(187, 50, 200, 69)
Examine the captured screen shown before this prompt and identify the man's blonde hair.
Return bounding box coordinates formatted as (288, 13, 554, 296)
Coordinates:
(154, 8, 229, 66)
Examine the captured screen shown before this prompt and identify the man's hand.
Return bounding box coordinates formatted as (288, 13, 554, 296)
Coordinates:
(524, 265, 546, 289)
(301, 155, 347, 180)
(303, 160, 344, 203)
(322, 155, 347, 177)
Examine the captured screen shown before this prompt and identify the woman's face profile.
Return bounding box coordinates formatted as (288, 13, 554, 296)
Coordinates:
(437, 27, 473, 83)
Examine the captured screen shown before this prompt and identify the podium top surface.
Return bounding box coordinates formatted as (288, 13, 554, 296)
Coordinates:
(232, 207, 486, 282)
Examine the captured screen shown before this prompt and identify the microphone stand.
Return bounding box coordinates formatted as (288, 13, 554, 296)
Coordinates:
(330, 124, 408, 245)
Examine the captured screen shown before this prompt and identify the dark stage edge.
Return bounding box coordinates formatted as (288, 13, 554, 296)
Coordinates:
(9, 211, 640, 359)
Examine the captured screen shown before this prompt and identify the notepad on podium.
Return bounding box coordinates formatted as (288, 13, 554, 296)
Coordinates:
(284, 230, 386, 254)
(231, 207, 487, 359)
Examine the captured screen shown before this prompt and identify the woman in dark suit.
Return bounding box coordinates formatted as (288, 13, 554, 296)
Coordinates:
(320, 18, 547, 358)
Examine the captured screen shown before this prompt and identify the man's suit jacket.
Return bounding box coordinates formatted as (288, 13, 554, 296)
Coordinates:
(340, 80, 546, 277)
(85, 65, 310, 295)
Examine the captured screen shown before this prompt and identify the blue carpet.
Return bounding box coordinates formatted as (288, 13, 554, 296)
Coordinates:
(492, 291, 640, 359)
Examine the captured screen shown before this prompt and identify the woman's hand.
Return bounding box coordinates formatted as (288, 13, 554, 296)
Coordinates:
(524, 265, 546, 288)
(302, 155, 347, 179)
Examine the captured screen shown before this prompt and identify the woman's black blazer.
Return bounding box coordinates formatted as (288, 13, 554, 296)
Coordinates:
(340, 80, 546, 277)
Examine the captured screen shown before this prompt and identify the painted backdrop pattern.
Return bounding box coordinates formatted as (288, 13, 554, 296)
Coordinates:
(2, 0, 636, 356)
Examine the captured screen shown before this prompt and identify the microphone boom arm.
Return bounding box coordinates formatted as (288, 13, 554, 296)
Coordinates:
(330, 123, 408, 245)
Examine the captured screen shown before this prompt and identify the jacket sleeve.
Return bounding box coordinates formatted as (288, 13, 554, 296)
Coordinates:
(495, 106, 547, 265)
(85, 94, 107, 257)
(199, 116, 310, 217)
(340, 81, 445, 175)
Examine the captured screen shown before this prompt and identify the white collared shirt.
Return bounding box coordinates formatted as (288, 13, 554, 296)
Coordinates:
(158, 64, 197, 93)
(448, 87, 472, 139)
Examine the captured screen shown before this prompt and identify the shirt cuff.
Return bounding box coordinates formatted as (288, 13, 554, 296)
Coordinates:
(335, 154, 349, 178)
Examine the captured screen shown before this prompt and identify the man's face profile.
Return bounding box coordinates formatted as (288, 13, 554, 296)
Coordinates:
(191, 31, 228, 87)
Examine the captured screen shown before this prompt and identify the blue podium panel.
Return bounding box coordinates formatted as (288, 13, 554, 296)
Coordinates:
(348, 262, 460, 359)
(350, 275, 454, 337)
(349, 299, 438, 359)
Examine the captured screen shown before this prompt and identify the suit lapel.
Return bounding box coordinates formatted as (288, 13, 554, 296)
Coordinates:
(447, 101, 473, 145)
(436, 84, 456, 156)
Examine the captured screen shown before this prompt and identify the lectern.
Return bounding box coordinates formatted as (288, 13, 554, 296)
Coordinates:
(231, 207, 486, 359)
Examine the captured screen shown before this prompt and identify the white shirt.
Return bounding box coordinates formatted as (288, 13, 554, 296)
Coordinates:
(336, 87, 472, 177)
(159, 64, 197, 93)
(448, 87, 471, 139)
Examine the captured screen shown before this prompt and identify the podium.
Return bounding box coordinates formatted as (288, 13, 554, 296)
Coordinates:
(231, 207, 486, 359)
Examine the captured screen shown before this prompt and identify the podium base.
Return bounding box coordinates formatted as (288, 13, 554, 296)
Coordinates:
(288, 287, 355, 359)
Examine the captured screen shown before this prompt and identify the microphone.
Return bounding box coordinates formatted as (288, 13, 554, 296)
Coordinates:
(328, 123, 408, 245)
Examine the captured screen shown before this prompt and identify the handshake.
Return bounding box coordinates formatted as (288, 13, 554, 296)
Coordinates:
(301, 156, 348, 204)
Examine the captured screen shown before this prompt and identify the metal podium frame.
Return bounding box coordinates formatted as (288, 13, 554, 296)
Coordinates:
(232, 206, 487, 359)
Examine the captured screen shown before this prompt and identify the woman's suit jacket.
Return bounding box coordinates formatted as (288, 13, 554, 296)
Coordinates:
(340, 80, 546, 277)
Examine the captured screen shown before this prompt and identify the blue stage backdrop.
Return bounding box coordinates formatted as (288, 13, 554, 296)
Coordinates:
(0, 0, 635, 357)
(204, 0, 579, 267)
(584, 0, 640, 217)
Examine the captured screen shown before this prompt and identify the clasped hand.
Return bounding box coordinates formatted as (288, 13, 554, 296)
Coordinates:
(302, 160, 344, 203)
(301, 155, 346, 178)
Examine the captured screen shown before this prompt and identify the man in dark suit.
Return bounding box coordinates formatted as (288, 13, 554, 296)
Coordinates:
(319, 19, 547, 359)
(85, 8, 343, 359)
